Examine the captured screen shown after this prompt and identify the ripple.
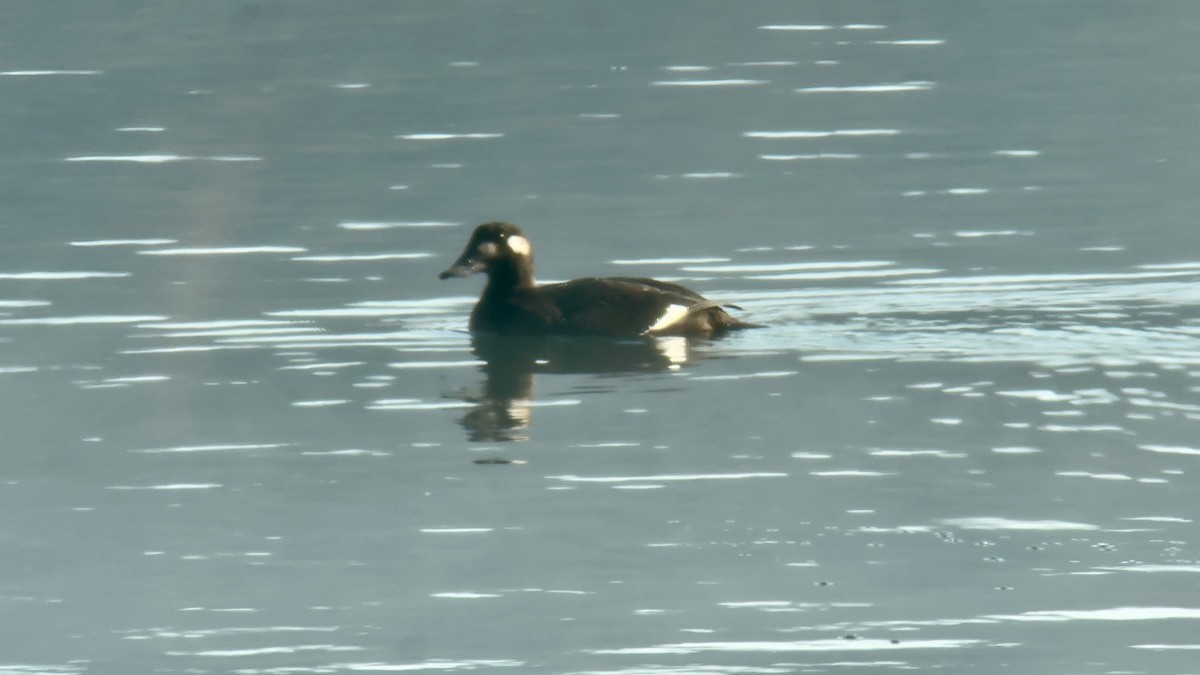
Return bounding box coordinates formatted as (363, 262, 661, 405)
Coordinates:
(1057, 470, 1133, 481)
(121, 345, 252, 354)
(106, 483, 223, 490)
(1039, 423, 1128, 433)
(139, 246, 306, 256)
(291, 252, 432, 262)
(326, 660, 524, 671)
(798, 81, 934, 93)
(1132, 644, 1200, 651)
(745, 129, 900, 139)
(547, 472, 787, 483)
(759, 24, 835, 31)
(611, 257, 731, 265)
(734, 269, 1197, 319)
(996, 389, 1117, 404)
(366, 399, 477, 411)
(1096, 565, 1200, 573)
(0, 665, 83, 674)
(64, 154, 260, 163)
(744, 268, 942, 281)
(689, 370, 797, 382)
(869, 449, 966, 458)
(719, 601, 794, 609)
(728, 60, 800, 66)
(2, 69, 102, 75)
(652, 79, 767, 87)
(131, 443, 288, 454)
(338, 221, 459, 230)
(0, 315, 166, 325)
(992, 446, 1041, 454)
(167, 644, 363, 657)
(681, 172, 740, 179)
(809, 470, 895, 477)
(1140, 444, 1200, 456)
(142, 319, 300, 330)
(280, 361, 364, 371)
(1122, 516, 1192, 523)
(0, 300, 49, 307)
(683, 261, 893, 273)
(208, 329, 461, 350)
(389, 360, 484, 369)
(397, 133, 503, 140)
(991, 607, 1200, 622)
(729, 298, 1200, 365)
(70, 238, 177, 247)
(761, 153, 861, 160)
(1139, 261, 1200, 270)
(942, 517, 1099, 531)
(891, 269, 1200, 286)
(759, 24, 886, 31)
(872, 39, 946, 46)
(371, 397, 576, 412)
(81, 374, 170, 387)
(301, 448, 389, 457)
(0, 271, 130, 280)
(151, 326, 318, 339)
(592, 638, 979, 655)
(953, 230, 1033, 238)
(122, 625, 339, 639)
(267, 298, 471, 319)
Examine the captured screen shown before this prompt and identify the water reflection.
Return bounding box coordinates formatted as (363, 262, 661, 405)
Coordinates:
(458, 333, 691, 442)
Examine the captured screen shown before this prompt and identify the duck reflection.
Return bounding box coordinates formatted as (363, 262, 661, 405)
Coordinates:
(458, 333, 693, 442)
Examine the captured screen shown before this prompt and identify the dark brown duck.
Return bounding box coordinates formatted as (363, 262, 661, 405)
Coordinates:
(438, 222, 757, 338)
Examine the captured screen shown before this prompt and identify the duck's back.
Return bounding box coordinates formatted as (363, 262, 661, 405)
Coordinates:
(473, 276, 748, 338)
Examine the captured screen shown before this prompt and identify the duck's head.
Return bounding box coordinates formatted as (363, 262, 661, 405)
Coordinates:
(438, 221, 534, 281)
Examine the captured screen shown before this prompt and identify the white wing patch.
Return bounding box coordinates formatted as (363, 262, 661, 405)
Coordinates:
(507, 235, 532, 256)
(644, 303, 691, 334)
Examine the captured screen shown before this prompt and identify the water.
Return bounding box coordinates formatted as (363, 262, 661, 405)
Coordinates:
(3, 2, 1200, 673)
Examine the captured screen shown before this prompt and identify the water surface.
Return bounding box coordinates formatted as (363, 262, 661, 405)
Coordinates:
(3, 2, 1200, 673)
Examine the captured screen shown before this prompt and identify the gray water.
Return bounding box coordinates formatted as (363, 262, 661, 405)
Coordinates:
(4, 2, 1200, 673)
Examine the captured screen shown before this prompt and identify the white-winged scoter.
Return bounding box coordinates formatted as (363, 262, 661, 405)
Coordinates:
(438, 221, 756, 338)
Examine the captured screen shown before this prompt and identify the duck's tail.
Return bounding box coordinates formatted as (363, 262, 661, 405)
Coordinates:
(706, 304, 762, 334)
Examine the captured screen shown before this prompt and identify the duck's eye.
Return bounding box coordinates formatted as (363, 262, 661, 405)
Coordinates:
(476, 241, 499, 258)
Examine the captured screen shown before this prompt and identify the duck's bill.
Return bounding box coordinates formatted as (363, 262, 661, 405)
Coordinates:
(438, 255, 484, 279)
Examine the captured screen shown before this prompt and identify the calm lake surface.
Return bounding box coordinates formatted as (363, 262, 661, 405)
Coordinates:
(3, 2, 1200, 673)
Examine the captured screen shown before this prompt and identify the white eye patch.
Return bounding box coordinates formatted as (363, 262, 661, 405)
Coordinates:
(476, 241, 499, 258)
(506, 235, 532, 256)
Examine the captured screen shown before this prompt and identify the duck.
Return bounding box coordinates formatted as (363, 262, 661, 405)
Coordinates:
(438, 221, 757, 338)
